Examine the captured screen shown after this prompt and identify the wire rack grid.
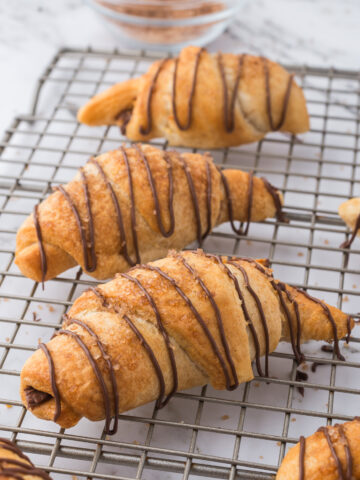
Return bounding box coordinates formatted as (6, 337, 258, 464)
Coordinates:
(0, 47, 360, 480)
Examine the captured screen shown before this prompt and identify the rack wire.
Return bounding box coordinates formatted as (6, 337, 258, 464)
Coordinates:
(0, 47, 360, 480)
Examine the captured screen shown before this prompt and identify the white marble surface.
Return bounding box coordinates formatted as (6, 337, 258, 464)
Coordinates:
(0, 0, 359, 135)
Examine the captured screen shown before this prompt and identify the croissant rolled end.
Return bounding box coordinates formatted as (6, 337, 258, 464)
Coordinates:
(20, 349, 80, 429)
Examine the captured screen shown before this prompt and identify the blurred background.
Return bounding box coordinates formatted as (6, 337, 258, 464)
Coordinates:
(0, 0, 358, 133)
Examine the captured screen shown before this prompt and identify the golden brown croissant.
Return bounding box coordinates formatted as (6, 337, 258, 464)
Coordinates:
(77, 46, 309, 149)
(0, 437, 52, 480)
(20, 250, 353, 433)
(277, 418, 360, 480)
(338, 198, 360, 249)
(15, 143, 284, 283)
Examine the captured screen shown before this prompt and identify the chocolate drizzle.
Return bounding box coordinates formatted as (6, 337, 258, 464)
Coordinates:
(346, 315, 352, 344)
(0, 438, 52, 480)
(120, 272, 178, 407)
(137, 262, 237, 390)
(172, 48, 204, 131)
(37, 343, 61, 421)
(261, 177, 287, 223)
(340, 213, 360, 249)
(63, 316, 119, 434)
(218, 53, 246, 133)
(228, 260, 270, 377)
(338, 424, 352, 479)
(261, 57, 294, 131)
(299, 435, 305, 480)
(219, 168, 254, 236)
(318, 426, 345, 480)
(33, 204, 47, 287)
(295, 289, 345, 361)
(204, 253, 264, 377)
(56, 169, 97, 272)
(134, 144, 175, 238)
(139, 59, 168, 135)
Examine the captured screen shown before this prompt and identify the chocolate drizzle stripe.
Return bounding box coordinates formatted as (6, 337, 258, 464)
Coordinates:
(218, 53, 246, 133)
(202, 158, 213, 240)
(64, 317, 119, 435)
(0, 441, 31, 463)
(219, 168, 255, 236)
(172, 48, 204, 131)
(89, 286, 166, 412)
(346, 315, 352, 344)
(134, 144, 175, 238)
(138, 263, 235, 390)
(262, 57, 294, 131)
(204, 253, 264, 377)
(139, 59, 168, 135)
(273, 281, 304, 364)
(33, 204, 47, 287)
(179, 155, 203, 246)
(338, 424, 352, 479)
(38, 343, 61, 421)
(89, 157, 134, 267)
(56, 329, 113, 434)
(120, 272, 178, 407)
(295, 289, 345, 361)
(57, 177, 97, 273)
(299, 435, 305, 480)
(319, 426, 345, 480)
(120, 146, 141, 265)
(0, 451, 52, 480)
(177, 254, 238, 390)
(340, 213, 360, 249)
(228, 260, 270, 377)
(261, 177, 286, 223)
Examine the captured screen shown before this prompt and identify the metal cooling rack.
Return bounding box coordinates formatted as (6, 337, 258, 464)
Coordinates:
(0, 47, 360, 480)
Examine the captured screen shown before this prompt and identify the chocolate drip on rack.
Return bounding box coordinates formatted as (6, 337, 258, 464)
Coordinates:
(340, 213, 360, 249)
(133, 144, 175, 238)
(37, 343, 61, 422)
(218, 53, 246, 133)
(261, 57, 294, 131)
(299, 435, 305, 480)
(0, 438, 52, 480)
(89, 285, 166, 411)
(219, 168, 254, 236)
(138, 263, 237, 391)
(33, 204, 47, 287)
(204, 253, 264, 377)
(227, 260, 270, 377)
(56, 168, 97, 273)
(120, 272, 178, 407)
(176, 254, 238, 389)
(139, 59, 168, 135)
(172, 48, 204, 131)
(64, 316, 119, 434)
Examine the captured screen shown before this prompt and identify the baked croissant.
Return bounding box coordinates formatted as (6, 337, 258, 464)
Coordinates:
(20, 250, 353, 433)
(15, 144, 284, 283)
(0, 437, 52, 480)
(277, 418, 360, 479)
(77, 46, 309, 149)
(338, 198, 360, 249)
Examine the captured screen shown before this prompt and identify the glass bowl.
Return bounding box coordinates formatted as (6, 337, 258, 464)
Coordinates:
(85, 0, 244, 51)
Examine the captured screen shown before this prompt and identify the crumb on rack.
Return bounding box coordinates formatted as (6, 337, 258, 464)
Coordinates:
(297, 252, 304, 257)
(5, 404, 12, 409)
(352, 284, 357, 289)
(38, 305, 43, 310)
(324, 239, 329, 245)
(5, 337, 10, 342)
(133, 440, 139, 445)
(48, 305, 55, 312)
(291, 418, 296, 422)
(254, 382, 260, 388)
(343, 296, 349, 302)
(221, 414, 229, 421)
(276, 441, 281, 446)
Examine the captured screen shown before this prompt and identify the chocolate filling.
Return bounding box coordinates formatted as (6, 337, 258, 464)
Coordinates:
(115, 108, 133, 135)
(24, 386, 52, 409)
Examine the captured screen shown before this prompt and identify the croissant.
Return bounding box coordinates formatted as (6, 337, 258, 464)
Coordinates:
(20, 250, 353, 433)
(0, 437, 52, 479)
(77, 46, 310, 149)
(277, 418, 360, 479)
(15, 143, 284, 283)
(338, 198, 360, 249)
